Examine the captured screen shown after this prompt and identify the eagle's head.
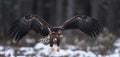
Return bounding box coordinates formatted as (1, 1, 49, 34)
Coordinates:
(50, 27, 63, 38)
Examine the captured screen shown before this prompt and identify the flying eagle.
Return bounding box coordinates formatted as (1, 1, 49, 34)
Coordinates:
(9, 15, 102, 52)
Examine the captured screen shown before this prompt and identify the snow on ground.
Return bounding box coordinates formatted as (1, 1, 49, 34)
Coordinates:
(0, 38, 120, 57)
(114, 38, 120, 48)
(0, 42, 119, 57)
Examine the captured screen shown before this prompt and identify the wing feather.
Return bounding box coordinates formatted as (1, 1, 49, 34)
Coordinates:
(9, 15, 50, 42)
(62, 15, 103, 37)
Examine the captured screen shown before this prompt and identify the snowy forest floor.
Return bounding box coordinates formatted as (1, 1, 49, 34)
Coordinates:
(0, 38, 120, 57)
(0, 28, 120, 57)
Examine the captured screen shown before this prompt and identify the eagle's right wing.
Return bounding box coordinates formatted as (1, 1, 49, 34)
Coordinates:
(9, 15, 50, 42)
(62, 15, 103, 37)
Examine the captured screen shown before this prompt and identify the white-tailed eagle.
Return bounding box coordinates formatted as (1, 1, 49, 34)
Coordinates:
(9, 15, 103, 52)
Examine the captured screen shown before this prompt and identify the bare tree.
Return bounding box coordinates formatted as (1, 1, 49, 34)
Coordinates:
(0, 0, 3, 36)
(65, 0, 75, 42)
(107, 0, 119, 33)
(67, 0, 75, 18)
(91, 0, 98, 19)
(56, 0, 63, 25)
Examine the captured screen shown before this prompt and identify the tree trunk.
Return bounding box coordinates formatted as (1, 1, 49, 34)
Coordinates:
(65, 0, 75, 43)
(56, 0, 63, 26)
(36, 0, 43, 16)
(0, 0, 3, 36)
(91, 0, 98, 19)
(49, 0, 56, 26)
(107, 0, 119, 33)
(67, 0, 75, 18)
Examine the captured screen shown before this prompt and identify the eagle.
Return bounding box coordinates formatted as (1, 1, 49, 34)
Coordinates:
(9, 15, 102, 52)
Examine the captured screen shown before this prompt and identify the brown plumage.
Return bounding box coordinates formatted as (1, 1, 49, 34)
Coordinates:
(9, 15, 103, 52)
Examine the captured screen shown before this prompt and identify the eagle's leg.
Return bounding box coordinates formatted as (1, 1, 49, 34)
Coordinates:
(50, 37, 54, 52)
(57, 37, 60, 52)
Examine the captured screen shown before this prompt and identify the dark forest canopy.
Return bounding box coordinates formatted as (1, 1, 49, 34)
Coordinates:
(0, 0, 120, 37)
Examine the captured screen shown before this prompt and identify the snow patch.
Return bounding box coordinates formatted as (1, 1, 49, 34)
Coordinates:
(0, 41, 120, 57)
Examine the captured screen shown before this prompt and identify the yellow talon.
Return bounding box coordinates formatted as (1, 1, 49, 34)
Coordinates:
(51, 47, 54, 52)
(57, 47, 60, 52)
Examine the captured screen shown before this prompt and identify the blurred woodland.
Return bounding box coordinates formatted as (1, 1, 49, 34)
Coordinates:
(0, 0, 119, 40)
(0, 0, 120, 36)
(0, 0, 120, 56)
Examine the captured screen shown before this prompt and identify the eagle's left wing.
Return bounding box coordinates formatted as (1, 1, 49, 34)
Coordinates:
(9, 15, 50, 42)
(61, 15, 103, 37)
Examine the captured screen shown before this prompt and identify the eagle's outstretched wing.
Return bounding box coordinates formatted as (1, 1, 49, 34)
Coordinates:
(9, 15, 50, 42)
(62, 15, 102, 37)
